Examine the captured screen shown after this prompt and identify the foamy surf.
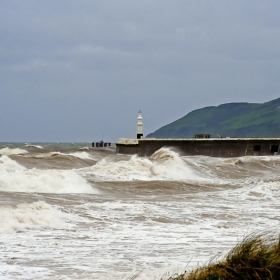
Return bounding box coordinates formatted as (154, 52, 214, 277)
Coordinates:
(0, 155, 98, 194)
(68, 151, 94, 160)
(0, 147, 28, 156)
(0, 201, 72, 233)
(239, 178, 280, 202)
(80, 148, 199, 181)
(1, 143, 280, 280)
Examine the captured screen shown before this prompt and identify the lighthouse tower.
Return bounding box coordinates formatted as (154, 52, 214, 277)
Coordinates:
(137, 110, 143, 139)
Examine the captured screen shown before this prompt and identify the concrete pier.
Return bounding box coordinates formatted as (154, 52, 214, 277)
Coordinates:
(116, 138, 280, 157)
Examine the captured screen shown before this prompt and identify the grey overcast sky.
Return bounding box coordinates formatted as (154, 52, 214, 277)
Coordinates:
(1, 0, 280, 142)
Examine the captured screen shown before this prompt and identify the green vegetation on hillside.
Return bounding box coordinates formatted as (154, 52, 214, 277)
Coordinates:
(147, 98, 280, 138)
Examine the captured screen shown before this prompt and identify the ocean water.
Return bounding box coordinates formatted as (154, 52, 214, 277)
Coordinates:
(0, 143, 280, 280)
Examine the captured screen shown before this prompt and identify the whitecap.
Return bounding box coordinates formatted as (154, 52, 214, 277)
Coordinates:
(0, 201, 72, 233)
(0, 147, 28, 156)
(0, 156, 98, 194)
(80, 148, 199, 181)
(68, 151, 94, 160)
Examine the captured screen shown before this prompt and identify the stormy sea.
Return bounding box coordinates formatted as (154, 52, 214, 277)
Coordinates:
(0, 143, 280, 280)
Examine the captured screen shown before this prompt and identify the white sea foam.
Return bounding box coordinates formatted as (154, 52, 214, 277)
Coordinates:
(239, 178, 280, 202)
(0, 147, 28, 156)
(35, 151, 63, 158)
(0, 155, 26, 171)
(2, 146, 280, 280)
(80, 148, 198, 181)
(68, 151, 94, 160)
(149, 148, 197, 179)
(0, 201, 72, 233)
(0, 156, 98, 194)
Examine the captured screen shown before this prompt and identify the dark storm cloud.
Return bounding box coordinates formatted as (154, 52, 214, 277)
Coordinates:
(0, 0, 280, 141)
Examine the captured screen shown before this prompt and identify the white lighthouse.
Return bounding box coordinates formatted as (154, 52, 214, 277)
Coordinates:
(137, 110, 143, 139)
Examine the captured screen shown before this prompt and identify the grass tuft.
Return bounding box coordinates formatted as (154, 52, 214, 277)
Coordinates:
(166, 233, 280, 280)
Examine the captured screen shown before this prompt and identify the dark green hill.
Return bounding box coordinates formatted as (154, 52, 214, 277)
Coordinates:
(146, 98, 280, 138)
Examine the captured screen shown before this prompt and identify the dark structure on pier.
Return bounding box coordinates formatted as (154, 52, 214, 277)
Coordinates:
(195, 134, 211, 139)
(92, 141, 111, 147)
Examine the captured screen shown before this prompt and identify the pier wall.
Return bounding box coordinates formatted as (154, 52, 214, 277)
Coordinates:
(116, 138, 280, 157)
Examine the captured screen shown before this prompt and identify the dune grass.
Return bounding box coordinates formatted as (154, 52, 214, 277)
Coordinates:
(165, 233, 280, 280)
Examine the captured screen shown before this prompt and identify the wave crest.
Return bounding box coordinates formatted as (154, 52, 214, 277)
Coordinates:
(35, 151, 93, 160)
(81, 148, 197, 181)
(0, 156, 98, 194)
(0, 201, 72, 233)
(0, 147, 28, 156)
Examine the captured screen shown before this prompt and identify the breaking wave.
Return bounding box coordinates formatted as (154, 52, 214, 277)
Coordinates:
(80, 148, 199, 181)
(218, 156, 280, 174)
(0, 201, 72, 233)
(0, 147, 28, 156)
(0, 156, 98, 194)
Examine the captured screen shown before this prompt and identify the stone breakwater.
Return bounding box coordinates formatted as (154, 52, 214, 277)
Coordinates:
(116, 138, 280, 157)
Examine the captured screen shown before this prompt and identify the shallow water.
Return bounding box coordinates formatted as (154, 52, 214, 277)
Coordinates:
(0, 143, 280, 279)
